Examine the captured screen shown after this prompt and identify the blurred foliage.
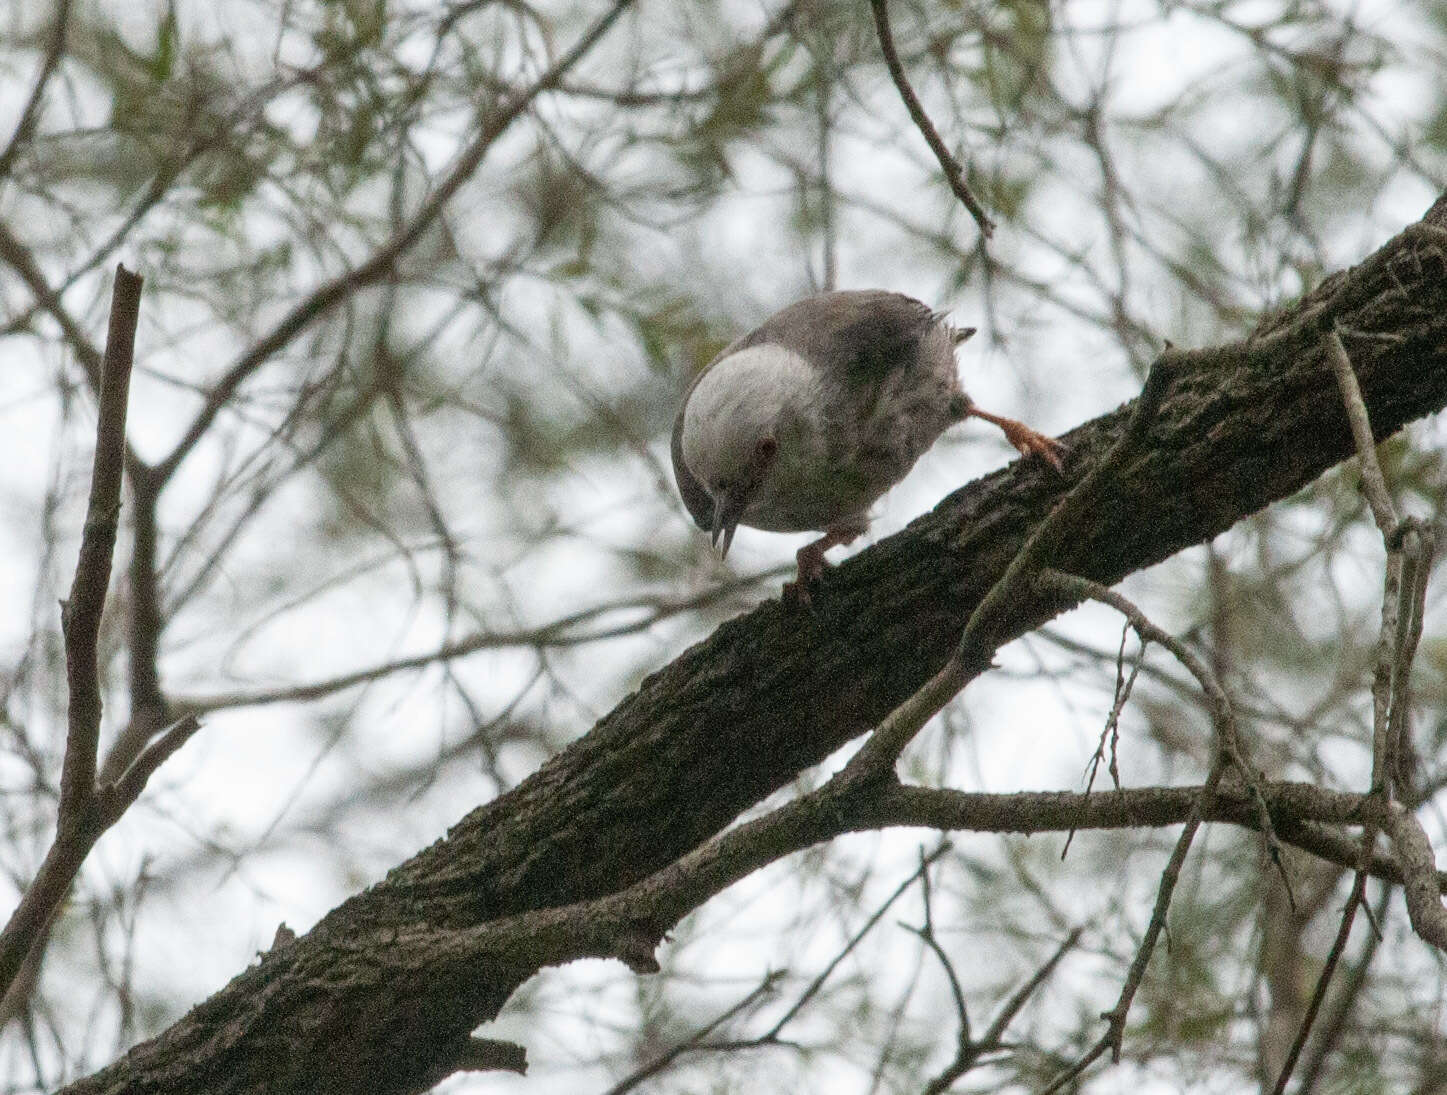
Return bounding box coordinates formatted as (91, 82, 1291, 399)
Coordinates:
(1, 0, 1446, 1091)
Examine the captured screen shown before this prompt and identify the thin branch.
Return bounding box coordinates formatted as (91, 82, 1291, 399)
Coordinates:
(1271, 332, 1438, 1094)
(171, 574, 778, 715)
(757, 842, 951, 1041)
(1269, 869, 1368, 1095)
(0, 265, 142, 1002)
(869, 0, 994, 238)
(0, 0, 73, 181)
(600, 974, 783, 1095)
(616, 775, 1414, 992)
(0, 219, 106, 392)
(97, 715, 203, 829)
(126, 471, 167, 729)
(1323, 327, 1396, 535)
(150, 0, 637, 487)
(58, 265, 143, 817)
(1293, 883, 1391, 1092)
(1037, 569, 1291, 903)
(1050, 767, 1220, 1092)
(976, 927, 1082, 1049)
(915, 846, 971, 1042)
(916, 907, 1081, 1093)
(1063, 623, 1142, 859)
(1027, 565, 1303, 1085)
(1386, 523, 1432, 798)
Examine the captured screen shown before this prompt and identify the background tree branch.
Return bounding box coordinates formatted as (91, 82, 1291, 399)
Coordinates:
(0, 265, 144, 1001)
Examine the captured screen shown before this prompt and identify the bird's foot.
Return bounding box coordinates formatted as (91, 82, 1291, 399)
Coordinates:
(781, 577, 812, 608)
(783, 547, 833, 608)
(997, 417, 1068, 472)
(783, 527, 860, 608)
(967, 406, 1068, 473)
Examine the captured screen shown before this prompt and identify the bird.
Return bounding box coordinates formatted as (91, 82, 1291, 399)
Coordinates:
(671, 290, 1066, 601)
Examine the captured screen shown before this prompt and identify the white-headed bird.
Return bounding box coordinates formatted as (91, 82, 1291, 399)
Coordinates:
(672, 290, 1064, 600)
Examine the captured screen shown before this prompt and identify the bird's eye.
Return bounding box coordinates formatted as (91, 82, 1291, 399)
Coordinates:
(715, 479, 732, 493)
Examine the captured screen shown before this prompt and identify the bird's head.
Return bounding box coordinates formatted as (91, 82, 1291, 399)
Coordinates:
(680, 347, 798, 558)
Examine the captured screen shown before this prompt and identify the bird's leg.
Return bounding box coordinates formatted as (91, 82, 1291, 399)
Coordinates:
(966, 405, 1067, 472)
(783, 521, 865, 606)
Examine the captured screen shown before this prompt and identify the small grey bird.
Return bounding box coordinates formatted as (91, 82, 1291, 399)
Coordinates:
(672, 290, 1065, 599)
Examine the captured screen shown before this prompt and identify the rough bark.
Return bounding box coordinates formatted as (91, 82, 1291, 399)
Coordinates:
(63, 197, 1447, 1094)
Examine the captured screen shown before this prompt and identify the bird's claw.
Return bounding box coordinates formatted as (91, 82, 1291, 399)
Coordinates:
(782, 578, 814, 608)
(783, 547, 837, 608)
(1003, 422, 1068, 474)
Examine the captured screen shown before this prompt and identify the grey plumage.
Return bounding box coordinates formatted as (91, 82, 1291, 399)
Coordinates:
(672, 289, 1061, 595)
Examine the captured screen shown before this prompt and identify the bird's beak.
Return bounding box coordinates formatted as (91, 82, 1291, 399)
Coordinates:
(710, 493, 744, 559)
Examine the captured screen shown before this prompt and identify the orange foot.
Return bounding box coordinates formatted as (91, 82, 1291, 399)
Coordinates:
(782, 522, 864, 607)
(968, 407, 1068, 473)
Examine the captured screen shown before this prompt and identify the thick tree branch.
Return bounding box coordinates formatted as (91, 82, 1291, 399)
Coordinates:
(62, 198, 1447, 1094)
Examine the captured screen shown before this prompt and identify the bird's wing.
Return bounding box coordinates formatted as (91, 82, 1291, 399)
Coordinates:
(671, 366, 716, 531)
(733, 290, 942, 385)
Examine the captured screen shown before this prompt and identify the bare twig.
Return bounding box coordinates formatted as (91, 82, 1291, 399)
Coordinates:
(1268, 869, 1369, 1095)
(1036, 569, 1290, 900)
(757, 842, 951, 1041)
(1270, 329, 1439, 1094)
(1294, 882, 1391, 1092)
(0, 220, 106, 392)
(171, 573, 779, 715)
(918, 909, 1082, 1094)
(1048, 763, 1222, 1092)
(600, 973, 783, 1095)
(1323, 327, 1395, 535)
(1386, 523, 1431, 799)
(607, 842, 951, 1094)
(1064, 623, 1142, 859)
(58, 265, 142, 816)
(0, 265, 144, 1001)
(98, 715, 204, 829)
(911, 847, 973, 1077)
(869, 0, 994, 238)
(126, 473, 167, 730)
(976, 927, 1082, 1050)
(1032, 570, 1243, 1088)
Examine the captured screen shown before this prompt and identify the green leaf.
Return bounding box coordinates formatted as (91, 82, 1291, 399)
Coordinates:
(151, 2, 178, 83)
